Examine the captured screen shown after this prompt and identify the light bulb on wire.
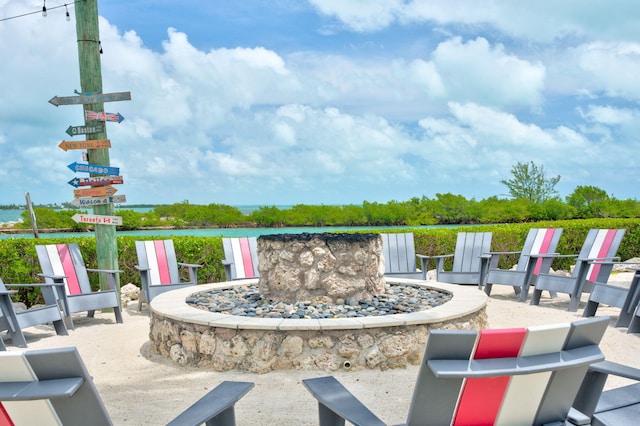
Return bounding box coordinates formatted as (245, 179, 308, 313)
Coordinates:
(65, 4, 70, 21)
(42, 0, 47, 17)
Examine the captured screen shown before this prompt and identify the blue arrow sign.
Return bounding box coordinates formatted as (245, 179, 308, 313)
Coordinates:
(67, 162, 120, 176)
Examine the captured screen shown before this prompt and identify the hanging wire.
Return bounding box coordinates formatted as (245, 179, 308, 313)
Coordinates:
(0, 0, 84, 22)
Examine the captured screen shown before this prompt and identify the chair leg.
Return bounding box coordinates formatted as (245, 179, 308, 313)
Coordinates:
(114, 307, 123, 324)
(583, 300, 599, 318)
(530, 289, 542, 305)
(318, 403, 346, 426)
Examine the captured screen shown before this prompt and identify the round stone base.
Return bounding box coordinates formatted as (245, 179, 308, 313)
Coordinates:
(148, 279, 488, 373)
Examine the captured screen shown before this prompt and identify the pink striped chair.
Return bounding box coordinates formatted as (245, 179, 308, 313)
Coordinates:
(134, 240, 201, 311)
(303, 317, 609, 426)
(482, 228, 563, 301)
(531, 228, 626, 311)
(35, 243, 122, 328)
(222, 237, 259, 281)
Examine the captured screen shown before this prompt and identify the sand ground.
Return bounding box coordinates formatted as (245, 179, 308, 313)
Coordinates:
(9, 274, 640, 425)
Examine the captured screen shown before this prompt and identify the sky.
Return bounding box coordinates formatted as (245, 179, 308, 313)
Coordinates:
(1, 1, 639, 208)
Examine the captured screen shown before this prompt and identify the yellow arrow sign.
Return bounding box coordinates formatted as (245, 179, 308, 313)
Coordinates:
(58, 139, 111, 151)
(73, 185, 118, 198)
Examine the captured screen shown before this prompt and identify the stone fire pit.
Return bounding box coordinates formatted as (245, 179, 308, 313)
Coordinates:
(257, 233, 385, 304)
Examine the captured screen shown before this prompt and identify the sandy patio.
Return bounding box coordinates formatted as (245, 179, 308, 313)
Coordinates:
(8, 274, 640, 425)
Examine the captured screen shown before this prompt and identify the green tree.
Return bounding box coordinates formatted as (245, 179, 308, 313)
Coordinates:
(501, 161, 560, 203)
(566, 185, 609, 217)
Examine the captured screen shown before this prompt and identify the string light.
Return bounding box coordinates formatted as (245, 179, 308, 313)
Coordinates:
(0, 0, 83, 22)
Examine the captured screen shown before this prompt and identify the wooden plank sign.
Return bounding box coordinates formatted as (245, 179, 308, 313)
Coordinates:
(70, 194, 126, 207)
(71, 213, 123, 226)
(68, 176, 124, 188)
(73, 185, 117, 198)
(59, 139, 111, 151)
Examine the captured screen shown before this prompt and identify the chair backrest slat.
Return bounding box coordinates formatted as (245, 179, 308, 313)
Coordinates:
(579, 229, 625, 282)
(381, 233, 416, 274)
(453, 232, 492, 273)
(36, 244, 91, 295)
(0, 352, 61, 424)
(222, 237, 259, 279)
(137, 240, 181, 286)
(406, 317, 609, 426)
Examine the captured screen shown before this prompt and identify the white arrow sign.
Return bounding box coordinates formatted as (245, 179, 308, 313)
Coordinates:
(71, 213, 123, 226)
(70, 194, 126, 207)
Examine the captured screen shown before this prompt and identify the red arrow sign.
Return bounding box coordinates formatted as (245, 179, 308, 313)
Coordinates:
(85, 110, 125, 123)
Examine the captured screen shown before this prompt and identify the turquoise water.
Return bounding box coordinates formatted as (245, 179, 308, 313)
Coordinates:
(0, 225, 447, 240)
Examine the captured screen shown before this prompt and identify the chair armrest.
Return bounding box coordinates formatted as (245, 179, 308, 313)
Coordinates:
(0, 290, 18, 295)
(484, 251, 521, 256)
(166, 381, 254, 426)
(221, 260, 233, 266)
(528, 253, 567, 259)
(580, 257, 620, 263)
(416, 254, 453, 260)
(302, 377, 386, 426)
(134, 265, 150, 272)
(86, 268, 123, 274)
(588, 360, 640, 381)
(3, 282, 65, 288)
(178, 262, 202, 269)
(0, 377, 84, 401)
(38, 273, 67, 281)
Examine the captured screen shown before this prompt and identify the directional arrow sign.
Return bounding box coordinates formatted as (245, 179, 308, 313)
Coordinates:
(68, 176, 124, 188)
(67, 162, 120, 176)
(85, 110, 125, 123)
(72, 213, 123, 226)
(65, 124, 105, 136)
(59, 139, 111, 151)
(49, 91, 131, 107)
(70, 194, 126, 207)
(73, 185, 118, 198)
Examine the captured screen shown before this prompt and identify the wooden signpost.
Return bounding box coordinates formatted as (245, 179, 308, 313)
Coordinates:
(67, 162, 120, 176)
(65, 124, 105, 136)
(49, 91, 131, 107)
(59, 139, 111, 151)
(68, 175, 124, 188)
(73, 185, 117, 198)
(71, 194, 127, 208)
(72, 213, 123, 226)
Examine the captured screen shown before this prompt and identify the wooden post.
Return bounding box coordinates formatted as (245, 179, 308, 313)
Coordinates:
(75, 0, 120, 301)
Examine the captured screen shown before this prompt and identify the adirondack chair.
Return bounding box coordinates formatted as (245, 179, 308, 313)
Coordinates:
(531, 229, 626, 312)
(482, 227, 563, 301)
(35, 243, 123, 328)
(380, 233, 423, 279)
(222, 237, 259, 281)
(0, 346, 253, 426)
(416, 232, 492, 285)
(303, 316, 609, 426)
(572, 360, 640, 425)
(583, 265, 640, 328)
(0, 277, 67, 350)
(135, 240, 201, 311)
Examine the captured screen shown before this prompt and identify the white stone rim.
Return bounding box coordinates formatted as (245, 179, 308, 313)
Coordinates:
(150, 278, 488, 331)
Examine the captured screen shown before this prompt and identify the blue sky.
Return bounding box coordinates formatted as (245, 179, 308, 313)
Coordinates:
(1, 0, 639, 207)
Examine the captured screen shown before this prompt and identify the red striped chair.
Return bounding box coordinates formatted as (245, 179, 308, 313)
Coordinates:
(482, 227, 563, 301)
(531, 228, 626, 311)
(222, 237, 259, 281)
(303, 317, 609, 426)
(135, 240, 201, 310)
(0, 347, 253, 425)
(35, 243, 122, 328)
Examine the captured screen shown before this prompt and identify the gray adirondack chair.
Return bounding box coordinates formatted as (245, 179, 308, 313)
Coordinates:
(222, 237, 260, 281)
(482, 227, 563, 301)
(35, 243, 123, 328)
(417, 232, 492, 285)
(572, 360, 640, 425)
(380, 233, 423, 279)
(531, 229, 626, 311)
(0, 346, 253, 425)
(303, 316, 609, 426)
(583, 265, 640, 328)
(135, 240, 201, 311)
(0, 278, 67, 350)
